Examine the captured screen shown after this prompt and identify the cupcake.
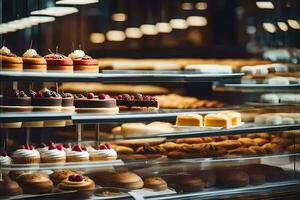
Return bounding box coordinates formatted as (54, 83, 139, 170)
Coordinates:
(63, 143, 72, 152)
(0, 46, 23, 71)
(89, 144, 117, 161)
(12, 145, 40, 164)
(44, 52, 73, 72)
(68, 49, 98, 72)
(66, 145, 89, 162)
(22, 48, 47, 71)
(41, 141, 66, 163)
(0, 152, 12, 165)
(35, 143, 48, 154)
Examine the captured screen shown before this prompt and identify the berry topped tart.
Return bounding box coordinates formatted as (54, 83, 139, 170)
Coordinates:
(114, 93, 159, 111)
(0, 46, 23, 71)
(31, 88, 62, 112)
(68, 49, 98, 73)
(74, 92, 119, 114)
(1, 89, 32, 112)
(58, 174, 95, 192)
(44, 50, 73, 72)
(22, 48, 47, 71)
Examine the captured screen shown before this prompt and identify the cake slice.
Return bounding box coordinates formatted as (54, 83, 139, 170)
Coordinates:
(176, 114, 203, 126)
(204, 113, 232, 128)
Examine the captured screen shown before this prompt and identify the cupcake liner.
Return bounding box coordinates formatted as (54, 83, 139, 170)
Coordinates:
(13, 156, 40, 164)
(90, 155, 117, 161)
(42, 157, 66, 164)
(67, 156, 89, 162)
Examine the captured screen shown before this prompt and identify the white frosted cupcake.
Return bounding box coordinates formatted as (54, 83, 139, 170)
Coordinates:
(0, 152, 12, 165)
(41, 142, 66, 163)
(66, 145, 89, 162)
(13, 145, 40, 164)
(89, 144, 117, 161)
(36, 143, 48, 154)
(63, 143, 72, 153)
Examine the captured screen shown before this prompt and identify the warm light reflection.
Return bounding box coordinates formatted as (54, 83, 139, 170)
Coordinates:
(169, 19, 188, 29)
(106, 30, 126, 41)
(287, 19, 300, 30)
(182, 2, 193, 10)
(140, 24, 158, 35)
(30, 7, 78, 16)
(262, 22, 276, 33)
(112, 13, 127, 22)
(90, 33, 105, 43)
(125, 27, 142, 38)
(277, 22, 288, 32)
(195, 2, 208, 10)
(56, 0, 98, 5)
(186, 16, 207, 26)
(156, 22, 172, 33)
(256, 1, 274, 9)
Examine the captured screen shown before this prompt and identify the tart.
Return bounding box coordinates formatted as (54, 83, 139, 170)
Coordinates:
(22, 48, 47, 71)
(41, 141, 66, 163)
(12, 145, 40, 164)
(74, 92, 119, 114)
(66, 144, 90, 162)
(31, 88, 62, 112)
(17, 172, 54, 194)
(44, 52, 73, 72)
(0, 151, 12, 165)
(58, 174, 95, 191)
(114, 93, 159, 111)
(0, 46, 23, 71)
(68, 50, 98, 72)
(89, 144, 117, 161)
(0, 173, 23, 196)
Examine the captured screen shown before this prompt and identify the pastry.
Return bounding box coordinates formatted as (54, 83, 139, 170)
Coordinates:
(68, 49, 98, 72)
(8, 171, 26, 181)
(89, 144, 117, 161)
(31, 88, 62, 112)
(114, 93, 159, 111)
(249, 164, 286, 182)
(49, 169, 77, 185)
(213, 140, 242, 150)
(75, 92, 119, 114)
(66, 144, 90, 162)
(216, 169, 249, 187)
(0, 173, 23, 196)
(176, 138, 204, 144)
(112, 145, 134, 154)
(271, 137, 293, 146)
(17, 172, 54, 194)
(44, 52, 73, 72)
(12, 145, 40, 164)
(177, 174, 205, 192)
(110, 171, 144, 189)
(238, 138, 258, 147)
(0, 151, 12, 165)
(262, 143, 283, 153)
(113, 138, 166, 148)
(253, 138, 269, 146)
(192, 170, 216, 188)
(204, 113, 232, 128)
(58, 174, 95, 191)
(176, 114, 203, 126)
(0, 46, 23, 71)
(35, 143, 49, 154)
(143, 177, 168, 191)
(22, 48, 47, 71)
(220, 111, 242, 125)
(248, 146, 267, 155)
(136, 145, 167, 154)
(286, 144, 300, 152)
(159, 142, 182, 151)
(241, 166, 266, 185)
(60, 92, 75, 112)
(0, 89, 32, 112)
(41, 141, 66, 163)
(228, 148, 257, 156)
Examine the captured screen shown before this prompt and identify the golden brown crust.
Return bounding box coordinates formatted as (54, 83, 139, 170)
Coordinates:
(49, 170, 77, 185)
(213, 140, 242, 150)
(228, 147, 257, 156)
(23, 64, 47, 71)
(262, 143, 283, 153)
(58, 176, 95, 191)
(17, 173, 54, 194)
(143, 177, 168, 191)
(113, 145, 134, 154)
(176, 138, 204, 144)
(74, 64, 99, 72)
(0, 173, 23, 196)
(238, 138, 258, 147)
(1, 63, 23, 71)
(47, 65, 73, 72)
(23, 57, 46, 65)
(253, 138, 269, 146)
(1, 55, 23, 63)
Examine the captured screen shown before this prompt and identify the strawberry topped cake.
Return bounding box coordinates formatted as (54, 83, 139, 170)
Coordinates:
(12, 145, 40, 164)
(68, 50, 98, 73)
(89, 144, 117, 161)
(22, 48, 47, 71)
(44, 52, 73, 72)
(66, 144, 89, 162)
(41, 141, 66, 163)
(74, 92, 119, 114)
(0, 46, 23, 71)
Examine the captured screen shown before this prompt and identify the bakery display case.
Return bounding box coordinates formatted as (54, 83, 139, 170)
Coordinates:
(1, 0, 300, 199)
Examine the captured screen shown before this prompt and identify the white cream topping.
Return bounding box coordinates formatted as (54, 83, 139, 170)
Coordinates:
(0, 46, 11, 54)
(67, 150, 89, 158)
(68, 50, 85, 59)
(90, 148, 117, 157)
(36, 147, 48, 154)
(23, 49, 38, 57)
(0, 155, 12, 165)
(41, 148, 66, 159)
(13, 149, 40, 158)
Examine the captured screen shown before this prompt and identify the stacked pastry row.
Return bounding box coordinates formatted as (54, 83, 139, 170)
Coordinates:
(260, 93, 300, 104)
(254, 113, 300, 126)
(110, 132, 300, 161)
(0, 141, 117, 165)
(0, 46, 98, 72)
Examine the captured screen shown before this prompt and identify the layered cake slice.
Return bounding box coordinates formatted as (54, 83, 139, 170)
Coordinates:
(74, 92, 119, 114)
(68, 49, 98, 73)
(114, 93, 159, 111)
(44, 52, 73, 72)
(22, 48, 47, 71)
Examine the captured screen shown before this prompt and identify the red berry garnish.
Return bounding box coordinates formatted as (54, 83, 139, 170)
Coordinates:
(35, 92, 43, 97)
(98, 93, 106, 100)
(56, 144, 63, 151)
(117, 95, 123, 100)
(72, 145, 82, 152)
(75, 175, 83, 182)
(104, 144, 111, 149)
(20, 145, 26, 149)
(63, 143, 70, 148)
(48, 142, 56, 150)
(105, 94, 110, 99)
(98, 144, 107, 150)
(47, 140, 54, 146)
(68, 175, 77, 181)
(86, 92, 94, 99)
(82, 147, 87, 151)
(29, 145, 34, 150)
(1, 152, 7, 157)
(25, 144, 30, 150)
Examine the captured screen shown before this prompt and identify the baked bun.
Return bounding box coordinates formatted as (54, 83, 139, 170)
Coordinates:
(17, 172, 54, 194)
(58, 174, 95, 191)
(0, 173, 23, 196)
(144, 177, 168, 191)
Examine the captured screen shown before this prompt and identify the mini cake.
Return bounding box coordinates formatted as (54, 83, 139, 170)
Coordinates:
(63, 143, 72, 152)
(59, 92, 75, 112)
(68, 49, 98, 72)
(41, 141, 66, 163)
(13, 145, 40, 164)
(17, 172, 54, 194)
(176, 114, 203, 126)
(220, 111, 242, 126)
(1, 89, 32, 112)
(66, 145, 90, 162)
(89, 144, 117, 161)
(0, 173, 23, 196)
(31, 88, 62, 112)
(74, 92, 119, 114)
(22, 48, 47, 71)
(44, 52, 73, 72)
(144, 177, 168, 191)
(204, 113, 232, 128)
(0, 46, 23, 71)
(0, 152, 12, 165)
(58, 174, 95, 191)
(114, 93, 159, 111)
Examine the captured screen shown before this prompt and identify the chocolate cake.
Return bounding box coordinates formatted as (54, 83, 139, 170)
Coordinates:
(31, 88, 62, 112)
(60, 92, 75, 113)
(0, 89, 32, 112)
(114, 93, 159, 111)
